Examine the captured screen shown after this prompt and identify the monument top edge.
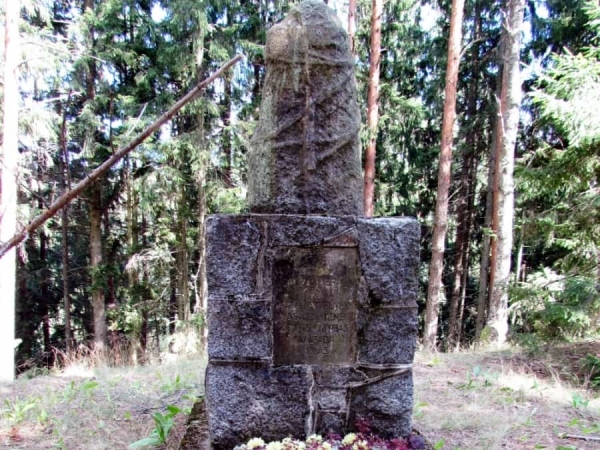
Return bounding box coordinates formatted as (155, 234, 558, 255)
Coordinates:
(207, 213, 420, 223)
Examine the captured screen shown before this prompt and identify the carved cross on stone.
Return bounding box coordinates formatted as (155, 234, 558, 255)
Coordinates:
(248, 0, 363, 216)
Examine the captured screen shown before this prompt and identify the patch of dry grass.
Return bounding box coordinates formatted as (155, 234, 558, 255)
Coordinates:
(0, 353, 205, 449)
(413, 346, 600, 449)
(4, 344, 600, 449)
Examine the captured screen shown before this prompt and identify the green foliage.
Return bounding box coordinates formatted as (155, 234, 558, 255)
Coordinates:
(1, 397, 38, 425)
(510, 269, 600, 341)
(571, 392, 589, 409)
(128, 405, 181, 448)
(516, 3, 600, 346)
(581, 354, 600, 388)
(457, 366, 498, 390)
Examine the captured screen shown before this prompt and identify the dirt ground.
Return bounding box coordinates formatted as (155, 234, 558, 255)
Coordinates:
(2, 343, 600, 449)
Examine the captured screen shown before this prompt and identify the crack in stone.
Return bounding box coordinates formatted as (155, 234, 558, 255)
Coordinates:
(306, 366, 316, 436)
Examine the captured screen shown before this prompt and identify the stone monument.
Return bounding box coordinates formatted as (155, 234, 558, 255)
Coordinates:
(205, 1, 420, 448)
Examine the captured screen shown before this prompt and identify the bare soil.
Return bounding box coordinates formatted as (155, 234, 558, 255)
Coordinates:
(2, 343, 600, 449)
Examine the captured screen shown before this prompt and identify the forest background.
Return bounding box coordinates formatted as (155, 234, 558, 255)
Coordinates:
(0, 0, 599, 380)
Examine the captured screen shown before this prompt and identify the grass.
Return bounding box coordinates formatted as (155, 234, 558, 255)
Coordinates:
(413, 342, 600, 449)
(0, 353, 205, 449)
(3, 342, 600, 449)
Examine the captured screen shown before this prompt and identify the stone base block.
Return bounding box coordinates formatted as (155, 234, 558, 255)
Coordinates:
(349, 370, 414, 438)
(205, 214, 419, 448)
(206, 363, 311, 449)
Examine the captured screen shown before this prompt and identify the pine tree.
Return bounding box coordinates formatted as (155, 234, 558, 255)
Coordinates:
(424, 0, 465, 351)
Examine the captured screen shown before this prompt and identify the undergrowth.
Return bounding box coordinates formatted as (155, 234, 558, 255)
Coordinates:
(0, 345, 205, 449)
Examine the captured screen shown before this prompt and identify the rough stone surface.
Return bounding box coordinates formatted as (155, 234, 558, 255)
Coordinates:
(204, 213, 419, 445)
(349, 370, 414, 438)
(206, 364, 311, 449)
(268, 215, 356, 247)
(247, 0, 363, 215)
(312, 366, 368, 387)
(206, 216, 261, 296)
(207, 298, 272, 360)
(357, 218, 420, 307)
(357, 308, 418, 365)
(317, 388, 347, 411)
(316, 412, 346, 436)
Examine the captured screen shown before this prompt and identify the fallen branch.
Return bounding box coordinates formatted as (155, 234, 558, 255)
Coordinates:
(560, 433, 600, 442)
(0, 54, 243, 259)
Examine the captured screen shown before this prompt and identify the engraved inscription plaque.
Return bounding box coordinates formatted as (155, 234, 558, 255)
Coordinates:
(273, 247, 359, 365)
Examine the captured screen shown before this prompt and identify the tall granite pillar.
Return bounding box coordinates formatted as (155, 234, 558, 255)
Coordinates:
(205, 1, 420, 448)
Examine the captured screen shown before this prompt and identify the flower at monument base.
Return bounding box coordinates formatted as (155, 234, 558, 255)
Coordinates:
(307, 434, 323, 444)
(351, 440, 368, 450)
(320, 442, 332, 450)
(266, 441, 284, 450)
(341, 433, 357, 446)
(247, 437, 266, 449)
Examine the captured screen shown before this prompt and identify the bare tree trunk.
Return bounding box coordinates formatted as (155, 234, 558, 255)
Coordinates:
(448, 150, 473, 350)
(139, 215, 148, 363)
(221, 73, 233, 188)
(169, 263, 178, 334)
(475, 72, 502, 342)
(423, 0, 465, 351)
(89, 184, 107, 351)
(514, 223, 524, 285)
(197, 175, 208, 341)
(348, 0, 357, 55)
(0, 0, 20, 382)
(177, 187, 190, 323)
(39, 228, 52, 353)
(487, 0, 525, 346)
(194, 112, 208, 343)
(363, 0, 383, 217)
(178, 243, 190, 323)
(82, 0, 107, 353)
(448, 9, 480, 350)
(59, 98, 73, 353)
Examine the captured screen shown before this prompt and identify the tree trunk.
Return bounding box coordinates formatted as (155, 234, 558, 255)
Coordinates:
(59, 99, 73, 353)
(89, 184, 107, 350)
(475, 68, 502, 342)
(514, 223, 524, 284)
(221, 73, 233, 187)
(423, 0, 465, 351)
(177, 185, 190, 323)
(487, 0, 525, 346)
(139, 215, 148, 363)
(169, 262, 178, 334)
(448, 9, 480, 350)
(363, 0, 383, 217)
(195, 112, 208, 343)
(39, 228, 52, 353)
(448, 150, 473, 350)
(0, 0, 20, 382)
(348, 0, 357, 55)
